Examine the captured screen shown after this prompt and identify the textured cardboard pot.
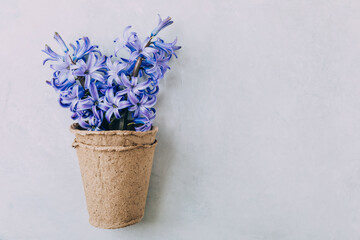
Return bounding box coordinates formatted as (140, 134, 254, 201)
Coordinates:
(70, 123, 158, 229)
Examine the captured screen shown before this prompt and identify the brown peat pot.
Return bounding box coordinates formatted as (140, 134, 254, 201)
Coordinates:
(70, 123, 158, 229)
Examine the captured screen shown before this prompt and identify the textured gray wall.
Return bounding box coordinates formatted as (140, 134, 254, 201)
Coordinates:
(1, 0, 360, 239)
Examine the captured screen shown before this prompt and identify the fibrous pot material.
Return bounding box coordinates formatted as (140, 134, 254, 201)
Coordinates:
(71, 123, 158, 229)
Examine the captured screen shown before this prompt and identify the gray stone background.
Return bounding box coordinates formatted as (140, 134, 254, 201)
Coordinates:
(1, 0, 360, 239)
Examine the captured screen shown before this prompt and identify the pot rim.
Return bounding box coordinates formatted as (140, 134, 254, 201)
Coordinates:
(70, 123, 158, 136)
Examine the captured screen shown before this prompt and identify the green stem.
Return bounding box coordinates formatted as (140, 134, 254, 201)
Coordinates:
(132, 38, 153, 77)
(108, 117, 117, 130)
(123, 109, 129, 130)
(125, 37, 153, 130)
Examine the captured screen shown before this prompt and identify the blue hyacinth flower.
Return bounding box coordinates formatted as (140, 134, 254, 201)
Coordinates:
(150, 14, 173, 37)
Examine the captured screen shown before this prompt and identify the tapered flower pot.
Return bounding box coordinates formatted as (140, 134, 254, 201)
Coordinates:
(70, 123, 158, 229)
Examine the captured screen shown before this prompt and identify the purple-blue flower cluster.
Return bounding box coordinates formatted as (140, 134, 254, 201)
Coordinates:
(43, 15, 180, 131)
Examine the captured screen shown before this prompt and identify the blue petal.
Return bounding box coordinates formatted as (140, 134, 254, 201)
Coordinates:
(54, 32, 69, 53)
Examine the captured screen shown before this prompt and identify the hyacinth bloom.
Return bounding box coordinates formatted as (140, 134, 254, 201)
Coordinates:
(42, 33, 70, 65)
(48, 71, 74, 91)
(50, 55, 75, 82)
(105, 58, 127, 85)
(73, 53, 105, 89)
(102, 87, 131, 122)
(54, 32, 69, 53)
(70, 37, 101, 61)
(59, 84, 85, 112)
(117, 73, 151, 97)
(78, 114, 103, 131)
(145, 51, 171, 79)
(76, 82, 107, 120)
(128, 36, 158, 60)
(151, 15, 173, 37)
(153, 37, 181, 58)
(114, 26, 137, 56)
(42, 45, 63, 64)
(128, 94, 157, 118)
(43, 15, 180, 131)
(134, 110, 156, 132)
